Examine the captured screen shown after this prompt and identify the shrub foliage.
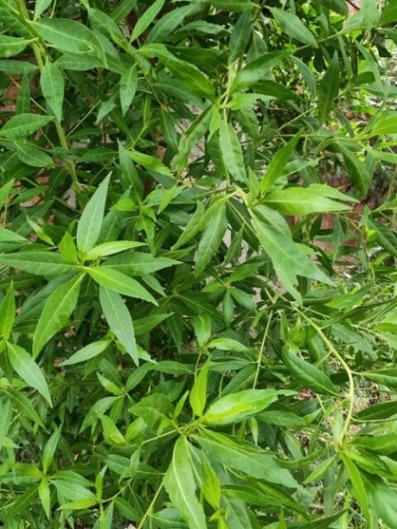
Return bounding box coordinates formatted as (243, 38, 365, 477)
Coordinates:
(1, 0, 397, 527)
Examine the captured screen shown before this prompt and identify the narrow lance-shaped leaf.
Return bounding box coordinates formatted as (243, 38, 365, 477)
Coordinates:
(33, 274, 83, 359)
(261, 133, 300, 193)
(189, 363, 209, 417)
(282, 347, 339, 396)
(163, 437, 207, 529)
(120, 64, 138, 116)
(0, 114, 54, 140)
(232, 52, 287, 92)
(269, 8, 318, 48)
(86, 266, 157, 304)
(218, 120, 247, 183)
(341, 453, 370, 523)
(61, 340, 111, 366)
(7, 342, 52, 405)
(41, 61, 65, 122)
(318, 52, 340, 124)
(0, 252, 80, 277)
(195, 203, 228, 274)
(203, 389, 289, 425)
(0, 282, 15, 340)
(33, 19, 101, 55)
(130, 0, 165, 42)
(0, 36, 33, 58)
(99, 286, 139, 365)
(77, 173, 111, 253)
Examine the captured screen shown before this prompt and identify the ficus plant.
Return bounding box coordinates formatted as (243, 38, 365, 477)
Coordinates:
(1, 0, 397, 528)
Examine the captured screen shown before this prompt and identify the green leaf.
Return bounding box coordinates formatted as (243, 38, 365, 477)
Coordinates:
(195, 203, 228, 274)
(103, 251, 178, 275)
(318, 53, 340, 123)
(269, 8, 318, 48)
(361, 368, 397, 390)
(228, 11, 252, 64)
(163, 437, 207, 529)
(84, 241, 144, 260)
(42, 426, 61, 474)
(338, 144, 372, 198)
(261, 133, 300, 192)
(141, 45, 215, 99)
(341, 453, 370, 523)
(203, 389, 287, 425)
(282, 347, 339, 396)
(369, 478, 397, 529)
(250, 205, 333, 299)
(0, 282, 15, 340)
(33, 274, 83, 359)
(9, 391, 43, 425)
(77, 173, 111, 253)
(232, 52, 287, 92)
(15, 143, 55, 168)
(53, 471, 95, 502)
(196, 430, 298, 488)
(99, 287, 138, 365)
(218, 121, 247, 183)
(0, 114, 54, 139)
(33, 18, 101, 55)
(356, 401, 397, 421)
(189, 363, 209, 417)
(0, 179, 14, 210)
(205, 0, 255, 12)
(40, 61, 64, 122)
(34, 0, 52, 19)
(0, 251, 80, 276)
(61, 340, 111, 366)
(381, 0, 397, 24)
(130, 0, 165, 42)
(127, 150, 173, 177)
(0, 35, 33, 58)
(119, 64, 138, 116)
(264, 185, 351, 215)
(148, 5, 193, 42)
(87, 266, 157, 304)
(7, 342, 52, 405)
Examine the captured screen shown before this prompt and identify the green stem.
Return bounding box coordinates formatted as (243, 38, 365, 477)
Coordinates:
(18, 0, 81, 192)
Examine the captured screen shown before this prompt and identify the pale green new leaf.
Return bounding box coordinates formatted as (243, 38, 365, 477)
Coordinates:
(163, 437, 207, 529)
(99, 287, 138, 365)
(7, 342, 52, 405)
(127, 150, 173, 177)
(203, 389, 286, 425)
(77, 173, 111, 253)
(41, 61, 64, 122)
(189, 363, 209, 417)
(33, 274, 83, 358)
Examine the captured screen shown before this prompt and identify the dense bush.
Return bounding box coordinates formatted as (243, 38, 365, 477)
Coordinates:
(1, 0, 397, 527)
